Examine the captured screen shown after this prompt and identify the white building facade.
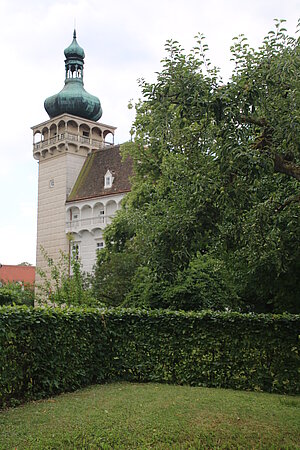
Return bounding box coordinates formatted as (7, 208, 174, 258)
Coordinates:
(65, 147, 131, 273)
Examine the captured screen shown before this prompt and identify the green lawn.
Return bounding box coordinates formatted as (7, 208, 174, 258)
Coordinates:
(0, 383, 299, 449)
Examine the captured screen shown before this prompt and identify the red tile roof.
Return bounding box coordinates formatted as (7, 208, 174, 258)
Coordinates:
(0, 265, 35, 285)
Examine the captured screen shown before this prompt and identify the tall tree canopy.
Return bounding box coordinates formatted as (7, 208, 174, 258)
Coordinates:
(93, 20, 300, 313)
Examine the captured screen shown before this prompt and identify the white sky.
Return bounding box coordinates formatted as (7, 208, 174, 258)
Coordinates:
(0, 0, 298, 265)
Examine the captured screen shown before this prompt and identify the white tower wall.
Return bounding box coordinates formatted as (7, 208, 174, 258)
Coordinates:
(32, 113, 116, 289)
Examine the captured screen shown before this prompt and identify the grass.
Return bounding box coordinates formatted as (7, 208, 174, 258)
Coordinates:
(0, 383, 299, 449)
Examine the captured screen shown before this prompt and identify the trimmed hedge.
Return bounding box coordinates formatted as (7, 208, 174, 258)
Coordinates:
(0, 306, 299, 407)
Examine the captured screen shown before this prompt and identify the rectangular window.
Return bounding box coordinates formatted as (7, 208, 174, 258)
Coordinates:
(96, 241, 104, 252)
(72, 243, 80, 260)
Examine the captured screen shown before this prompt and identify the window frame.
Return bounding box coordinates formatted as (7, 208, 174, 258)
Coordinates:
(104, 170, 114, 189)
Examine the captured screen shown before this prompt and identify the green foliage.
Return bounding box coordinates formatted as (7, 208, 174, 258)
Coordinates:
(36, 247, 100, 307)
(214, 19, 300, 312)
(0, 306, 299, 407)
(163, 254, 240, 311)
(99, 21, 300, 313)
(125, 254, 239, 311)
(0, 282, 34, 307)
(0, 305, 110, 408)
(92, 247, 139, 306)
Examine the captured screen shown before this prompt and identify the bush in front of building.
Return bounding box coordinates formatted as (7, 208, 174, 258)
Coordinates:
(35, 247, 101, 307)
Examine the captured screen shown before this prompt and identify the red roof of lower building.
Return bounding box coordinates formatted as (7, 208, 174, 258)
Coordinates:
(0, 265, 35, 285)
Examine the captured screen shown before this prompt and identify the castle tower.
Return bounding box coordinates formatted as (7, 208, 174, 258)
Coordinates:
(32, 31, 116, 281)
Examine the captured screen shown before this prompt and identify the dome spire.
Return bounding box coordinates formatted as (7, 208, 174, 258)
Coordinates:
(44, 30, 102, 122)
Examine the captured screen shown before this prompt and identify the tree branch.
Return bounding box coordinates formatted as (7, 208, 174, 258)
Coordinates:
(240, 115, 267, 127)
(275, 193, 300, 212)
(240, 115, 300, 182)
(274, 154, 300, 181)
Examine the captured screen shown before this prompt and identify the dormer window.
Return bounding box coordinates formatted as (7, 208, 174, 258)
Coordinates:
(104, 170, 114, 189)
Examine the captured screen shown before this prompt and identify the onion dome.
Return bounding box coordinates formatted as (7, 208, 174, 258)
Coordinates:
(44, 30, 102, 122)
(64, 30, 85, 59)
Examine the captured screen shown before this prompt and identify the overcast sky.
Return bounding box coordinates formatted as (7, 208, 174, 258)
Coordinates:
(0, 0, 298, 265)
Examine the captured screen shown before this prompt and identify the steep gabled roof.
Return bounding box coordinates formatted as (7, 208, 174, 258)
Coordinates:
(67, 145, 132, 202)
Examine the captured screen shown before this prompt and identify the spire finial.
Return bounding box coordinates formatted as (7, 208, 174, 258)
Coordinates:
(73, 18, 77, 39)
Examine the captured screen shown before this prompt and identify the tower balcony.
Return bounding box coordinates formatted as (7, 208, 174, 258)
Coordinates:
(32, 113, 116, 160)
(33, 132, 115, 157)
(33, 132, 111, 149)
(66, 215, 113, 234)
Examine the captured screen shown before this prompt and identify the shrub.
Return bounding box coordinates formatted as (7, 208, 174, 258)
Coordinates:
(36, 247, 99, 307)
(0, 306, 299, 408)
(0, 282, 34, 307)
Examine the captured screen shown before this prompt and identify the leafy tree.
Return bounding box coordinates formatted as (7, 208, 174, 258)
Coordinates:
(91, 210, 140, 306)
(125, 254, 239, 311)
(36, 247, 100, 307)
(94, 20, 300, 312)
(92, 247, 139, 306)
(119, 38, 222, 280)
(213, 19, 300, 312)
